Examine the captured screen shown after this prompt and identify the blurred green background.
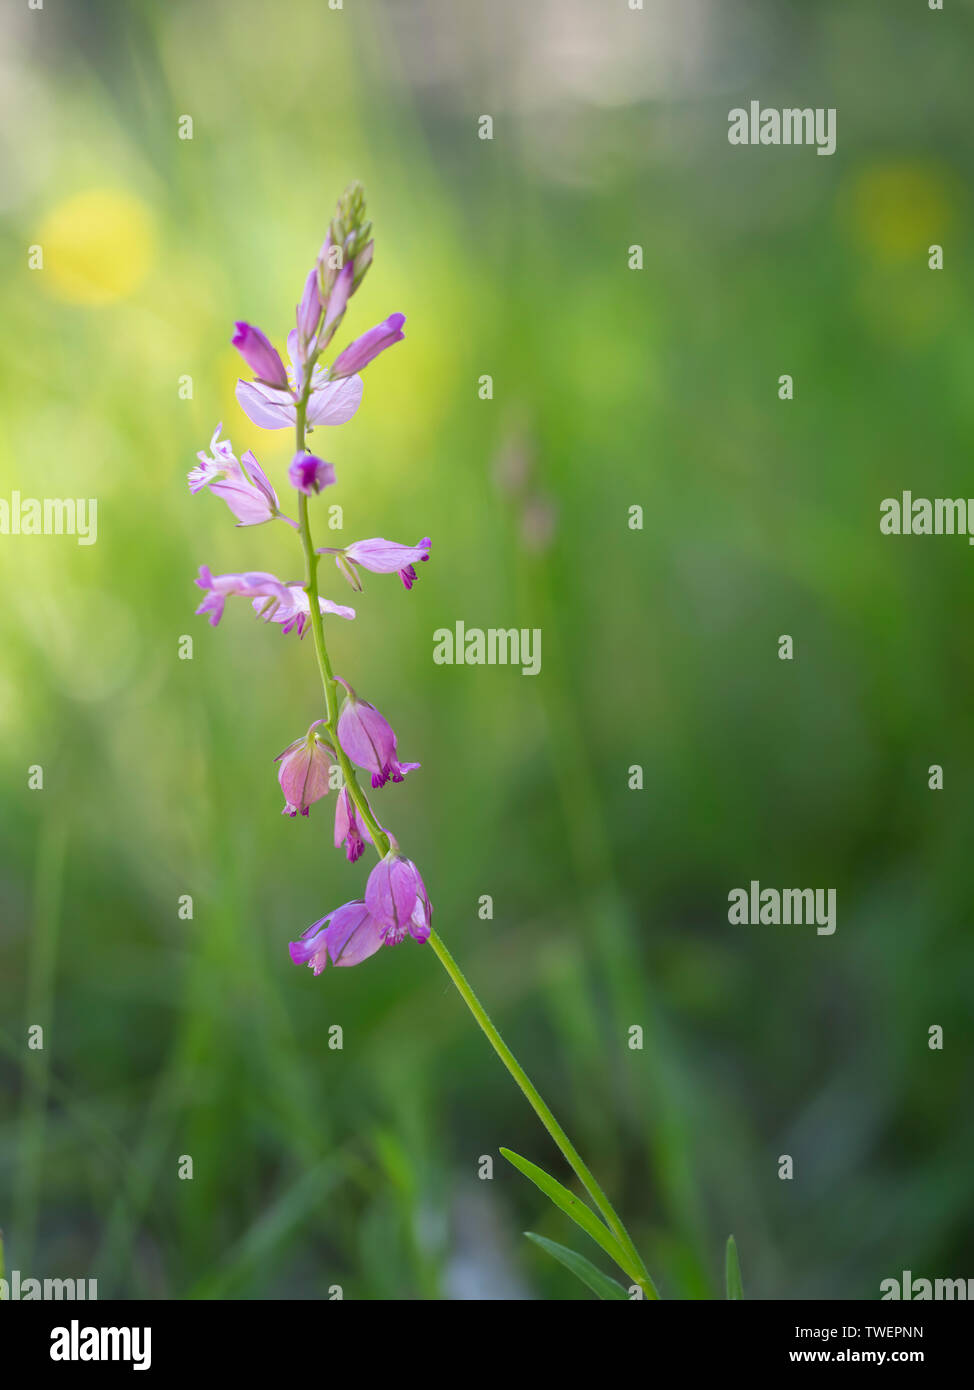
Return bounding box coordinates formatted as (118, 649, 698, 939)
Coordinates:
(1, 0, 973, 1300)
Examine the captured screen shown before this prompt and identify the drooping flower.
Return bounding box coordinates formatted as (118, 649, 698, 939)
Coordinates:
(188, 426, 289, 527)
(276, 719, 335, 817)
(330, 313, 405, 380)
(194, 566, 290, 627)
(335, 678, 419, 787)
(289, 900, 386, 974)
(324, 536, 431, 590)
(252, 584, 355, 637)
(333, 787, 373, 862)
(289, 452, 335, 495)
(365, 853, 432, 944)
(232, 322, 289, 387)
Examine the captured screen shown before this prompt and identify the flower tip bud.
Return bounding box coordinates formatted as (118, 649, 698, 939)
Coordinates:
(352, 240, 374, 289)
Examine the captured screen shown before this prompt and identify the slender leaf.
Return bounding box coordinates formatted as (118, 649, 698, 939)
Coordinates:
(725, 1234, 744, 1300)
(499, 1147, 639, 1282)
(525, 1232, 631, 1300)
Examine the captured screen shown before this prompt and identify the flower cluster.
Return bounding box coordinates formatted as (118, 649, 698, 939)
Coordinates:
(190, 182, 432, 973)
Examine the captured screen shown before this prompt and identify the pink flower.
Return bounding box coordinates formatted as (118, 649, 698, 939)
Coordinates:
(194, 566, 290, 627)
(189, 426, 289, 527)
(187, 423, 236, 493)
(333, 787, 373, 862)
(275, 720, 335, 817)
(289, 901, 386, 974)
(365, 854, 431, 944)
(332, 536, 431, 590)
(289, 452, 335, 495)
(232, 322, 288, 387)
(335, 679, 419, 788)
(252, 585, 355, 637)
(235, 348, 363, 432)
(289, 859, 432, 975)
(330, 313, 405, 380)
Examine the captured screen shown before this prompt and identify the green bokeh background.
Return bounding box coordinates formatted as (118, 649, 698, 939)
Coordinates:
(1, 0, 972, 1299)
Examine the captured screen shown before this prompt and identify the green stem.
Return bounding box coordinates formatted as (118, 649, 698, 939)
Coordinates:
(291, 350, 657, 1300)
(294, 394, 389, 855)
(427, 927, 659, 1300)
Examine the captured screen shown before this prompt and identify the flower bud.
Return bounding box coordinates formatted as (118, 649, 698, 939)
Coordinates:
(296, 269, 321, 343)
(352, 239, 374, 290)
(335, 680, 419, 788)
(231, 322, 288, 387)
(365, 854, 432, 944)
(288, 452, 335, 495)
(331, 314, 405, 379)
(333, 787, 372, 862)
(275, 720, 335, 817)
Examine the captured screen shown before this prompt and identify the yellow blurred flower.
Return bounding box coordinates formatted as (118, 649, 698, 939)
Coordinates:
(843, 162, 957, 263)
(37, 188, 155, 305)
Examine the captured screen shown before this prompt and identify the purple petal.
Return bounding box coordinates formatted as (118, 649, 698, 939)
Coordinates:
(296, 269, 321, 342)
(327, 901, 386, 967)
(252, 586, 355, 634)
(288, 452, 336, 495)
(322, 261, 354, 334)
(331, 314, 405, 379)
(344, 537, 431, 574)
(207, 477, 275, 525)
(289, 916, 331, 975)
(232, 322, 289, 387)
(305, 374, 364, 426)
(277, 732, 333, 817)
(235, 378, 298, 430)
(365, 857, 421, 942)
(337, 699, 396, 778)
(236, 380, 297, 428)
(240, 450, 278, 508)
(333, 787, 372, 861)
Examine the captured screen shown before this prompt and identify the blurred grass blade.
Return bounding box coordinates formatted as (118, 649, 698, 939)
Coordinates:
(525, 1232, 630, 1300)
(725, 1235, 744, 1299)
(499, 1147, 639, 1282)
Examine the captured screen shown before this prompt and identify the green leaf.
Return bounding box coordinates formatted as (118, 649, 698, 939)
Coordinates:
(725, 1234, 744, 1300)
(525, 1232, 631, 1300)
(499, 1147, 639, 1282)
